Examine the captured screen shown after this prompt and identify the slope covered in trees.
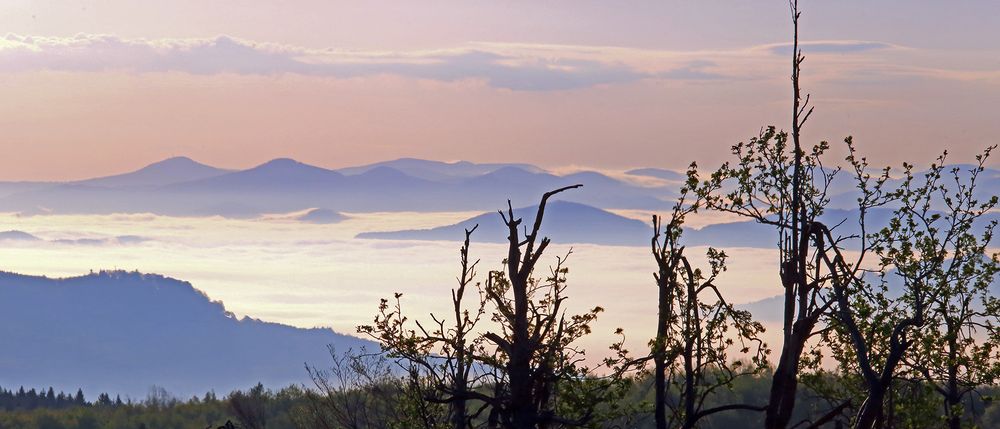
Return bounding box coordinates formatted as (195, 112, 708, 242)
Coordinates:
(0, 270, 371, 399)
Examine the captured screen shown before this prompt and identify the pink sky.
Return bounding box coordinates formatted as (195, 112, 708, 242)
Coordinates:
(1, 1, 998, 181)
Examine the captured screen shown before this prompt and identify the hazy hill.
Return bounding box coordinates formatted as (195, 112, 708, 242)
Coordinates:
(292, 208, 348, 224)
(355, 200, 778, 247)
(77, 156, 231, 188)
(336, 158, 544, 181)
(357, 200, 778, 248)
(0, 230, 41, 241)
(357, 200, 652, 246)
(0, 271, 371, 399)
(167, 158, 347, 192)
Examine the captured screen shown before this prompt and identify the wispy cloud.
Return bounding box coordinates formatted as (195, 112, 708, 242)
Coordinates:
(656, 60, 726, 80)
(762, 40, 898, 56)
(0, 33, 773, 90)
(4, 34, 983, 90)
(0, 34, 652, 91)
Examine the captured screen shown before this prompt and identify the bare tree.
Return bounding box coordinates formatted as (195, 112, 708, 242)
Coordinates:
(381, 227, 485, 429)
(303, 347, 406, 429)
(489, 185, 593, 428)
(358, 223, 485, 429)
(360, 185, 636, 429)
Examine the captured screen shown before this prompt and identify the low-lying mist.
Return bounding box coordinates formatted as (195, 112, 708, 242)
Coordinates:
(0, 210, 785, 360)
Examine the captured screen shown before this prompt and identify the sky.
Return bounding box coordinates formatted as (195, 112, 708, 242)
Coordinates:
(1, 1, 999, 181)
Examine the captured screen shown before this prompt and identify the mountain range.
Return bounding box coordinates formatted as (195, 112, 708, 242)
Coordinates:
(0, 270, 372, 399)
(0, 156, 995, 247)
(0, 157, 679, 217)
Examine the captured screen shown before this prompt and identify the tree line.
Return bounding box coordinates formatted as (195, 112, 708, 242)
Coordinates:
(9, 373, 1000, 429)
(0, 386, 90, 411)
(0, 384, 307, 429)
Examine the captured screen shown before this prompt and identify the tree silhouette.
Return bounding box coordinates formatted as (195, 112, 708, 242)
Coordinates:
(646, 167, 769, 429)
(893, 151, 999, 429)
(360, 185, 636, 429)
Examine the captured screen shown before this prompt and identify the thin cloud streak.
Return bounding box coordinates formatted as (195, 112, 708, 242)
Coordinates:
(762, 40, 899, 55)
(0, 33, 920, 91)
(0, 34, 647, 90)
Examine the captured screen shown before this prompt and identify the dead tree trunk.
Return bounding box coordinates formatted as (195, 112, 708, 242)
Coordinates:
(652, 244, 676, 429)
(764, 2, 819, 427)
(494, 184, 583, 429)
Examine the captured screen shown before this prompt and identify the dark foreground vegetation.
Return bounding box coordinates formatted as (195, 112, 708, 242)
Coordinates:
(5, 373, 1000, 429)
(6, 3, 998, 429)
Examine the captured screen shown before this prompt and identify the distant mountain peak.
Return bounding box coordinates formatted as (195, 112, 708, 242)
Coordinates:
(479, 165, 540, 179)
(257, 158, 305, 168)
(162, 158, 345, 197)
(75, 156, 231, 188)
(490, 165, 534, 174)
(390, 157, 436, 163)
(357, 200, 651, 246)
(296, 208, 347, 224)
(140, 156, 214, 170)
(156, 155, 196, 164)
(245, 158, 340, 177)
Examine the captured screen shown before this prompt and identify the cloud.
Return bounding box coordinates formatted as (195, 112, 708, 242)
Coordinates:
(5, 34, 966, 90)
(656, 60, 726, 80)
(0, 33, 652, 91)
(0, 229, 149, 246)
(763, 40, 897, 56)
(51, 235, 149, 246)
